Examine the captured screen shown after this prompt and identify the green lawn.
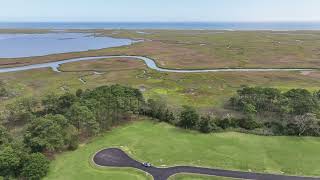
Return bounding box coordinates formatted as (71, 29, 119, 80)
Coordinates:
(45, 119, 320, 180)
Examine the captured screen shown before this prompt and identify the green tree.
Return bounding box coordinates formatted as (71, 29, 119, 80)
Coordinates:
(217, 114, 237, 129)
(42, 93, 60, 114)
(284, 89, 318, 115)
(3, 97, 37, 123)
(67, 103, 99, 136)
(76, 88, 83, 97)
(24, 115, 67, 152)
(0, 125, 11, 146)
(0, 145, 22, 178)
(144, 99, 166, 120)
(199, 115, 219, 133)
(56, 93, 77, 114)
(80, 85, 144, 127)
(178, 106, 199, 129)
(238, 116, 260, 130)
(288, 113, 320, 136)
(21, 153, 49, 180)
(42, 93, 77, 115)
(164, 109, 175, 123)
(243, 103, 257, 115)
(233, 86, 283, 113)
(67, 134, 79, 150)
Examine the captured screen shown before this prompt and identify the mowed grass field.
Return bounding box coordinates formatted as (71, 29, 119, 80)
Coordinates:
(44, 119, 320, 180)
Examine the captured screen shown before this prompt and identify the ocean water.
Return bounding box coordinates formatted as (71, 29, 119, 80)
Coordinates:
(0, 22, 320, 30)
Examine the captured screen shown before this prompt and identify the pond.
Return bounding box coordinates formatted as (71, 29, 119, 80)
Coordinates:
(0, 33, 136, 58)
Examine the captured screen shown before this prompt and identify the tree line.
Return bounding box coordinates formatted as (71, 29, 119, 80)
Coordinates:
(1, 84, 320, 179)
(0, 85, 143, 180)
(140, 86, 320, 136)
(141, 99, 261, 134)
(230, 86, 320, 136)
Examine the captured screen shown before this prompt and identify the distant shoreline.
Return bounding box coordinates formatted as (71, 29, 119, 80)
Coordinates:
(1, 22, 320, 30)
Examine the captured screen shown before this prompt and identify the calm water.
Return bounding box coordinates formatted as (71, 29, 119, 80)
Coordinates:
(0, 33, 135, 58)
(1, 22, 320, 30)
(0, 55, 314, 73)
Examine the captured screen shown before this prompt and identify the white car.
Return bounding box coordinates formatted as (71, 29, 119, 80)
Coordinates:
(142, 162, 152, 167)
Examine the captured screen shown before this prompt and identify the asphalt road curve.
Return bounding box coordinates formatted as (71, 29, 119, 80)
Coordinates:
(92, 148, 320, 180)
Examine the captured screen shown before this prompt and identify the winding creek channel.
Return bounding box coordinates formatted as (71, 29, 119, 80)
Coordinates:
(0, 55, 317, 73)
(0, 33, 317, 74)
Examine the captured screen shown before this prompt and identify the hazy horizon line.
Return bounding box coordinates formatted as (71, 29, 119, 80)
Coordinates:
(1, 21, 320, 23)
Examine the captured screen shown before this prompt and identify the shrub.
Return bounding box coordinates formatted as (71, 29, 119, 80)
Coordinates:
(216, 114, 238, 129)
(21, 153, 50, 180)
(178, 106, 199, 129)
(68, 136, 79, 151)
(0, 125, 11, 146)
(199, 116, 219, 133)
(238, 117, 261, 130)
(286, 113, 320, 136)
(0, 146, 22, 178)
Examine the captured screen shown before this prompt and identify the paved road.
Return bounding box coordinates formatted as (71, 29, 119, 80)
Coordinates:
(93, 148, 320, 180)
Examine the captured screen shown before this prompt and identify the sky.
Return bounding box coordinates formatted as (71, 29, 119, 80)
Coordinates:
(1, 0, 320, 22)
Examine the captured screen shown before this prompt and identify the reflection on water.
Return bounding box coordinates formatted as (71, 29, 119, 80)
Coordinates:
(0, 33, 136, 58)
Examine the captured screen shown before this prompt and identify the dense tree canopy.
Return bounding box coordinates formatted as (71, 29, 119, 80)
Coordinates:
(67, 103, 99, 136)
(0, 125, 11, 146)
(284, 89, 319, 115)
(21, 153, 50, 180)
(3, 97, 38, 123)
(230, 86, 320, 136)
(24, 114, 76, 152)
(42, 93, 77, 115)
(0, 145, 22, 178)
(231, 86, 320, 116)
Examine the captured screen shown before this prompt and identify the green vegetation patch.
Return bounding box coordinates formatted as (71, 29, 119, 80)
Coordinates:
(2, 64, 320, 112)
(46, 120, 320, 180)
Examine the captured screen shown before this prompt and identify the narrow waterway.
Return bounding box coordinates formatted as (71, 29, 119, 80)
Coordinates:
(0, 55, 316, 73)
